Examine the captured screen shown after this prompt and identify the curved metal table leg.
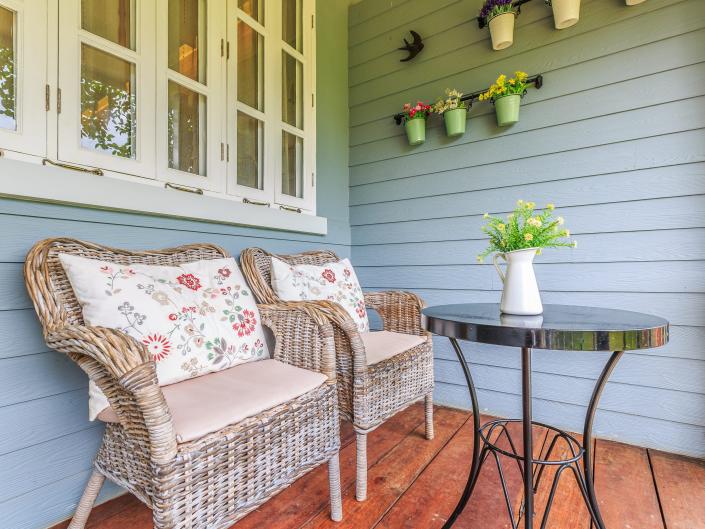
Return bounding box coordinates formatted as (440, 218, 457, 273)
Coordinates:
(583, 350, 624, 529)
(442, 338, 483, 529)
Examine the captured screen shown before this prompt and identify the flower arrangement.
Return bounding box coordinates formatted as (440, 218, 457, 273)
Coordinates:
(431, 89, 466, 114)
(400, 101, 432, 122)
(478, 71, 529, 102)
(480, 0, 515, 22)
(477, 200, 576, 262)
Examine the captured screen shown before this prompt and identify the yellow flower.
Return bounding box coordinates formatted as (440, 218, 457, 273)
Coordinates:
(516, 199, 524, 206)
(557, 216, 565, 225)
(497, 74, 507, 86)
(527, 217, 541, 228)
(524, 233, 534, 242)
(526, 201, 536, 209)
(483, 212, 490, 219)
(572, 241, 578, 248)
(546, 203, 555, 210)
(515, 71, 528, 81)
(477, 255, 484, 263)
(562, 229, 571, 237)
(497, 223, 505, 231)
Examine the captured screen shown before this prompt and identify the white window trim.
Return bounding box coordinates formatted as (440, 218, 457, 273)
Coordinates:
(0, 156, 327, 234)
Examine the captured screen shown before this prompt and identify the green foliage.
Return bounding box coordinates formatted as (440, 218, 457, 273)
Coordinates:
(80, 78, 136, 158)
(477, 201, 577, 262)
(0, 46, 16, 123)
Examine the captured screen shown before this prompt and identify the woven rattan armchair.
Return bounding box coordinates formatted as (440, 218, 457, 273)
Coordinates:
(241, 247, 434, 501)
(24, 238, 343, 529)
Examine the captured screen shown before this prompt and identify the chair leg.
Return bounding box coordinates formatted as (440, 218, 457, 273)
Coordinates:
(355, 432, 368, 502)
(67, 469, 105, 529)
(425, 392, 435, 440)
(328, 453, 343, 521)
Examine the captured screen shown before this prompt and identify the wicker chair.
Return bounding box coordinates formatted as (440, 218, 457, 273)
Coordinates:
(240, 247, 434, 501)
(24, 238, 343, 529)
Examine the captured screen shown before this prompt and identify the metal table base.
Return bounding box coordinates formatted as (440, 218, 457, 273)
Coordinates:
(442, 338, 624, 529)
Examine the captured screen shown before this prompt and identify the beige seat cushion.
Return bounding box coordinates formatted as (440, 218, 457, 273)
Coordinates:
(360, 331, 427, 366)
(98, 359, 327, 443)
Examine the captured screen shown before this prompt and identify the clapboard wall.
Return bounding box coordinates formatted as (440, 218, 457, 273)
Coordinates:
(348, 0, 705, 456)
(0, 3, 350, 528)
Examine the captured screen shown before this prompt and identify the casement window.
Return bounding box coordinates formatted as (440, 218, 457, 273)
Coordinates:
(0, 0, 320, 232)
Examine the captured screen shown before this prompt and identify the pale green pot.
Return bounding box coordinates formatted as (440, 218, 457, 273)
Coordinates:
(444, 107, 467, 137)
(494, 94, 521, 127)
(405, 117, 426, 145)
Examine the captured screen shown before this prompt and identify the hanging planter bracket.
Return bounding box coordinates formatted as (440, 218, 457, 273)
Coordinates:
(393, 73, 544, 125)
(478, 0, 535, 28)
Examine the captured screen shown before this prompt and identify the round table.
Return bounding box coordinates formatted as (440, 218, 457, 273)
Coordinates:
(422, 303, 669, 529)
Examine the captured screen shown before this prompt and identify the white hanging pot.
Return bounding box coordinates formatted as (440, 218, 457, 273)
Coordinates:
(493, 248, 543, 315)
(551, 0, 581, 29)
(625, 0, 646, 5)
(488, 12, 516, 51)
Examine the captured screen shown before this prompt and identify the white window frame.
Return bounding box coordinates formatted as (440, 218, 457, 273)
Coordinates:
(0, 0, 47, 157)
(155, 0, 226, 192)
(0, 0, 321, 234)
(57, 0, 156, 178)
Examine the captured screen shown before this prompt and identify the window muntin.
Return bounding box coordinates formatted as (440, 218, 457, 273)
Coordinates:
(238, 0, 263, 24)
(168, 80, 206, 175)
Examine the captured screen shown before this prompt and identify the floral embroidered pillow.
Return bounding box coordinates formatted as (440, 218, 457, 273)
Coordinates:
(270, 257, 369, 333)
(58, 253, 269, 419)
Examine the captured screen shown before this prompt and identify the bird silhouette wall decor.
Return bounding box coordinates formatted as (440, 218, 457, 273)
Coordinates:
(398, 30, 424, 62)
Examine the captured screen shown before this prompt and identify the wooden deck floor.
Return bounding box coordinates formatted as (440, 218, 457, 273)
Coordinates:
(54, 404, 705, 529)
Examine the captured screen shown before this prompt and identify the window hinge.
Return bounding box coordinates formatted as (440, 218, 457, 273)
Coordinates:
(311, 14, 315, 29)
(220, 38, 224, 57)
(226, 41, 230, 59)
(57, 88, 62, 114)
(227, 144, 230, 162)
(312, 171, 315, 187)
(311, 93, 315, 107)
(45, 84, 50, 111)
(220, 142, 224, 161)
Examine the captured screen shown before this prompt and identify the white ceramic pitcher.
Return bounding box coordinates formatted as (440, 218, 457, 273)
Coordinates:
(493, 248, 543, 315)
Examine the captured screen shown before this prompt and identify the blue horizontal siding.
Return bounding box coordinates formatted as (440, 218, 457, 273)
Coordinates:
(350, 0, 705, 459)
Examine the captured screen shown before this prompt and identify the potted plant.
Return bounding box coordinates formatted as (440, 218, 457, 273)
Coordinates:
(549, 0, 581, 29)
(400, 101, 432, 146)
(480, 0, 517, 50)
(478, 201, 576, 315)
(479, 71, 529, 127)
(432, 89, 467, 138)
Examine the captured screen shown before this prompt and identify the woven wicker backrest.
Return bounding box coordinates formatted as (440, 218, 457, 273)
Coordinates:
(240, 247, 340, 304)
(25, 238, 230, 333)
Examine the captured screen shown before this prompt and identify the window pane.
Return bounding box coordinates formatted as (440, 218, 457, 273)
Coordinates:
(82, 0, 135, 50)
(282, 52, 302, 129)
(237, 21, 263, 111)
(0, 6, 16, 131)
(238, 0, 263, 23)
(237, 112, 262, 189)
(282, 131, 302, 198)
(168, 0, 206, 84)
(81, 44, 136, 159)
(168, 81, 206, 175)
(282, 0, 302, 52)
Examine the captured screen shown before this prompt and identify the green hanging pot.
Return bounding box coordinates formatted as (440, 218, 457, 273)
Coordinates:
(494, 94, 521, 127)
(444, 107, 467, 137)
(405, 117, 426, 145)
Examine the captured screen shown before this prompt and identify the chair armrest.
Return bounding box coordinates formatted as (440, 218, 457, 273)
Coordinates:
(259, 302, 338, 383)
(364, 291, 428, 336)
(46, 325, 177, 465)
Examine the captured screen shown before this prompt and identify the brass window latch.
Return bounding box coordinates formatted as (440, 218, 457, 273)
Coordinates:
(164, 182, 204, 195)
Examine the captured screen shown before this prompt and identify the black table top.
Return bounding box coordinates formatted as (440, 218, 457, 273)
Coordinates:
(422, 303, 669, 351)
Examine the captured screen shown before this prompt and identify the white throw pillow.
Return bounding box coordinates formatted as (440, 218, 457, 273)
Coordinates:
(59, 253, 270, 419)
(270, 257, 369, 332)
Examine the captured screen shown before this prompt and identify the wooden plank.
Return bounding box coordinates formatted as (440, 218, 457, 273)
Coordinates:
(351, 229, 705, 268)
(49, 493, 140, 529)
(351, 196, 705, 245)
(234, 405, 426, 529)
(436, 383, 705, 459)
(650, 449, 705, 529)
(594, 439, 664, 529)
(350, 163, 705, 225)
(350, 128, 705, 203)
(300, 406, 468, 529)
(356, 261, 705, 294)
